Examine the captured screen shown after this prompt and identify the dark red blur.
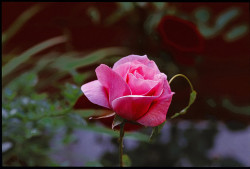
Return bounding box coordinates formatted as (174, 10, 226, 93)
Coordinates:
(3, 2, 250, 125)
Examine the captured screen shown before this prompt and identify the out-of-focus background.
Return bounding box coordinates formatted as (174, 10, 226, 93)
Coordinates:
(2, 2, 250, 167)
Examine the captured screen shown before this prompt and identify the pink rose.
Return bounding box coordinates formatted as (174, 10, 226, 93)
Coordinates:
(81, 55, 174, 127)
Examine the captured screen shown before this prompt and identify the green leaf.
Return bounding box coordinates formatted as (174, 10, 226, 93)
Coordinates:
(5, 72, 38, 93)
(2, 72, 41, 101)
(67, 114, 87, 127)
(122, 154, 131, 167)
(70, 70, 93, 85)
(30, 55, 55, 73)
(216, 8, 240, 29)
(222, 98, 250, 116)
(105, 2, 135, 25)
(2, 36, 67, 78)
(224, 24, 248, 42)
(152, 2, 166, 10)
(25, 129, 41, 139)
(75, 109, 99, 118)
(2, 4, 42, 44)
(38, 117, 53, 127)
(112, 115, 124, 130)
(86, 7, 100, 24)
(51, 47, 129, 71)
(149, 121, 166, 142)
(62, 83, 82, 105)
(82, 124, 149, 142)
(63, 134, 77, 145)
(194, 8, 210, 23)
(196, 8, 240, 38)
(85, 161, 103, 167)
(171, 90, 197, 119)
(83, 124, 119, 137)
(124, 132, 149, 142)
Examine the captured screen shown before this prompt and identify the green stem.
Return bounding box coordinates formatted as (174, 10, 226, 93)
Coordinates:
(169, 74, 194, 91)
(168, 74, 197, 119)
(119, 122, 125, 167)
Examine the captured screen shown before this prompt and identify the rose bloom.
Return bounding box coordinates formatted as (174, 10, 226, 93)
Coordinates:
(81, 55, 174, 127)
(73, 95, 143, 131)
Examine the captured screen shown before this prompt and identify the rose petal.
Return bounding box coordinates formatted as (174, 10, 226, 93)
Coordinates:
(81, 80, 110, 108)
(130, 61, 159, 80)
(73, 94, 108, 110)
(143, 73, 167, 97)
(96, 64, 131, 106)
(113, 62, 131, 81)
(136, 82, 174, 127)
(113, 54, 160, 73)
(144, 80, 163, 97)
(112, 95, 158, 121)
(134, 70, 144, 79)
(127, 73, 159, 95)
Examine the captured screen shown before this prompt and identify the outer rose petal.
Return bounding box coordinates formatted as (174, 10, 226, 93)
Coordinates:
(81, 80, 110, 108)
(112, 95, 159, 121)
(136, 82, 174, 127)
(143, 73, 167, 96)
(113, 54, 161, 73)
(96, 64, 131, 106)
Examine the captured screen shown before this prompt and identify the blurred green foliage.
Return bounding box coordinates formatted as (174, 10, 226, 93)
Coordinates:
(2, 71, 81, 165)
(101, 120, 244, 167)
(1, 5, 145, 166)
(2, 68, 149, 166)
(122, 154, 132, 167)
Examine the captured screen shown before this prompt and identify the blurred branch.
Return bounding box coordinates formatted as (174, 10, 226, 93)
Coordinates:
(2, 4, 43, 44)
